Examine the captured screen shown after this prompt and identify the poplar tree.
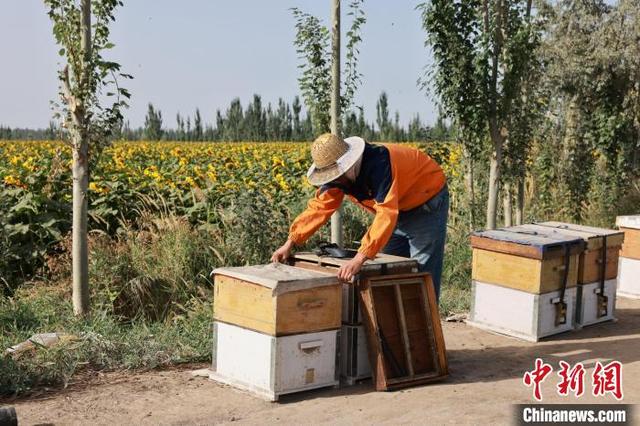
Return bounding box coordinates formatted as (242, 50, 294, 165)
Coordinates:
(45, 0, 131, 315)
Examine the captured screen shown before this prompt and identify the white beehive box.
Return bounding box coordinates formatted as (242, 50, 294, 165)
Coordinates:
(618, 257, 640, 299)
(339, 324, 371, 385)
(617, 215, 640, 231)
(575, 280, 617, 326)
(468, 281, 577, 342)
(211, 321, 339, 401)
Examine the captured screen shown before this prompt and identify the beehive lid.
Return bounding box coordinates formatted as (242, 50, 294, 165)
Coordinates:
(532, 222, 624, 250)
(212, 263, 338, 295)
(292, 251, 417, 272)
(471, 225, 585, 260)
(617, 215, 640, 230)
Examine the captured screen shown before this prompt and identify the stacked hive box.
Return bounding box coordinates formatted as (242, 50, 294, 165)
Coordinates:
(468, 226, 585, 341)
(210, 263, 342, 401)
(290, 252, 417, 385)
(616, 215, 640, 299)
(537, 222, 624, 326)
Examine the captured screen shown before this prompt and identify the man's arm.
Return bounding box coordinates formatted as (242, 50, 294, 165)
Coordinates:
(357, 187, 400, 259)
(357, 149, 397, 259)
(288, 186, 344, 245)
(271, 187, 344, 263)
(337, 164, 398, 281)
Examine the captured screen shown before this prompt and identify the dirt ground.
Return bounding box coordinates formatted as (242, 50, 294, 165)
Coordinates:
(9, 297, 640, 425)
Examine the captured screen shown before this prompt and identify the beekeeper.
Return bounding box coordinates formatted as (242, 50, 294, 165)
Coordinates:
(271, 133, 449, 300)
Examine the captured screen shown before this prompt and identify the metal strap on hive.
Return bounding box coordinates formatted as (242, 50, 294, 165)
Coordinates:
(554, 244, 570, 326)
(598, 235, 609, 318)
(535, 222, 611, 318)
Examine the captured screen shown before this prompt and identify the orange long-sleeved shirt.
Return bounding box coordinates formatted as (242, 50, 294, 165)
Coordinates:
(288, 143, 446, 259)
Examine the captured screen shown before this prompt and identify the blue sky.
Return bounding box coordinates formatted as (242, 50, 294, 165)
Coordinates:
(1, 1, 436, 129)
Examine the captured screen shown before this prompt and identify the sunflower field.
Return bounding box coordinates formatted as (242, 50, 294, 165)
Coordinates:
(0, 140, 460, 199)
(0, 140, 462, 290)
(0, 140, 471, 395)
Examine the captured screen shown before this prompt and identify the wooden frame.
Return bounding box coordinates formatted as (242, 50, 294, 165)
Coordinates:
(359, 273, 448, 391)
(290, 252, 418, 277)
(290, 252, 419, 326)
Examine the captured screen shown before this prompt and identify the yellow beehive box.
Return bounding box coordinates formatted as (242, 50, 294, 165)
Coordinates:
(470, 226, 585, 294)
(532, 222, 624, 284)
(212, 263, 341, 336)
(617, 215, 640, 260)
(616, 215, 640, 299)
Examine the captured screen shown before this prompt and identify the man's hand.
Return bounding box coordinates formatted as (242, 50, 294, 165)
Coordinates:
(271, 239, 295, 263)
(337, 252, 368, 283)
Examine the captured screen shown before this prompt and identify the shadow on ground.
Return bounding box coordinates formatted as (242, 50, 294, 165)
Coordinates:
(278, 298, 640, 402)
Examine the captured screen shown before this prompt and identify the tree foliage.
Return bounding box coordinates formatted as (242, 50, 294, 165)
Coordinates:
(419, 0, 489, 157)
(291, 0, 366, 135)
(421, 0, 640, 226)
(376, 92, 392, 140)
(144, 103, 163, 141)
(90, 92, 445, 142)
(46, 0, 131, 149)
(420, 0, 544, 228)
(534, 0, 640, 222)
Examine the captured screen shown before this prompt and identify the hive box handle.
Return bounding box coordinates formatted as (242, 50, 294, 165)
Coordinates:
(299, 340, 324, 352)
(298, 299, 326, 309)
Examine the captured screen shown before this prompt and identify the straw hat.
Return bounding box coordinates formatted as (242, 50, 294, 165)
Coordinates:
(306, 133, 365, 186)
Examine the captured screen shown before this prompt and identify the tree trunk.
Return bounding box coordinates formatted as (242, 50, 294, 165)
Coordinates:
(515, 177, 525, 225)
(563, 95, 582, 221)
(484, 0, 504, 230)
(464, 145, 476, 231)
(503, 181, 512, 227)
(330, 0, 343, 246)
(486, 136, 503, 230)
(72, 0, 92, 316)
(72, 134, 90, 315)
